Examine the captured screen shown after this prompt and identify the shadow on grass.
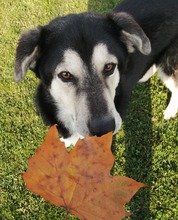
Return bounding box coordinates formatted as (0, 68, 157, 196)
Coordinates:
(88, 1, 153, 219)
(123, 82, 154, 220)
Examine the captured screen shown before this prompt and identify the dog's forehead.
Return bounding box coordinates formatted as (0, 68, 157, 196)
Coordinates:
(44, 13, 117, 59)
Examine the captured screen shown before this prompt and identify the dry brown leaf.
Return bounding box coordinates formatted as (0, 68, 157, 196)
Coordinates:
(22, 125, 145, 219)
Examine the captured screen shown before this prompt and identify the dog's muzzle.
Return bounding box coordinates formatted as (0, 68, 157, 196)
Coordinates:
(88, 116, 115, 137)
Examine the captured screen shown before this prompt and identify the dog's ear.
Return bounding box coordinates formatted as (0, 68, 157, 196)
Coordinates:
(108, 12, 151, 55)
(14, 26, 42, 82)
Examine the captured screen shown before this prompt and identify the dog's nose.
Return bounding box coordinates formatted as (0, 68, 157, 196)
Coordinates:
(88, 117, 115, 137)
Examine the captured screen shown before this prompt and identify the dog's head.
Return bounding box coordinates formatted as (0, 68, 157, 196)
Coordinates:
(14, 12, 151, 142)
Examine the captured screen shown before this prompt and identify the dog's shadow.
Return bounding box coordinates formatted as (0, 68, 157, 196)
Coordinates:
(121, 82, 154, 219)
(115, 82, 154, 220)
(88, 1, 153, 219)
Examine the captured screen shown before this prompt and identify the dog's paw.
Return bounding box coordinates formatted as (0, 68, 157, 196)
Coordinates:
(163, 106, 178, 120)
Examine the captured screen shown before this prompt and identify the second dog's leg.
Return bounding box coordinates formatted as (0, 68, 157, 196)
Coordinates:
(158, 67, 178, 120)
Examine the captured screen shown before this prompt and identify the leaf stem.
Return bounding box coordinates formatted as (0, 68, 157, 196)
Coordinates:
(65, 210, 69, 220)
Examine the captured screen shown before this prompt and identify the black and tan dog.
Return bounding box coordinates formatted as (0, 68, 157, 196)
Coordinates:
(14, 0, 178, 146)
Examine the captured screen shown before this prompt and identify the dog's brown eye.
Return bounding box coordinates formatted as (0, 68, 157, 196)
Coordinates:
(58, 71, 73, 81)
(104, 63, 116, 76)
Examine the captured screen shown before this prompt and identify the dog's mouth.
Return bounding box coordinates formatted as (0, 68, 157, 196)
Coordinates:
(59, 109, 122, 147)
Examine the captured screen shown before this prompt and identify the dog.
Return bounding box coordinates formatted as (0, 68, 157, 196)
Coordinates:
(14, 0, 178, 146)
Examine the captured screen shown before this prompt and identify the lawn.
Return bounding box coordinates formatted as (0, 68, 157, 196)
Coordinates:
(0, 0, 177, 219)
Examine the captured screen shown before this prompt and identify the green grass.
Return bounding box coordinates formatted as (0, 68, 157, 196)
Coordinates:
(0, 0, 177, 219)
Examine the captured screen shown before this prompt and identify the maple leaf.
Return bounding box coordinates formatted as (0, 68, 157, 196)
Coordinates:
(22, 125, 145, 220)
